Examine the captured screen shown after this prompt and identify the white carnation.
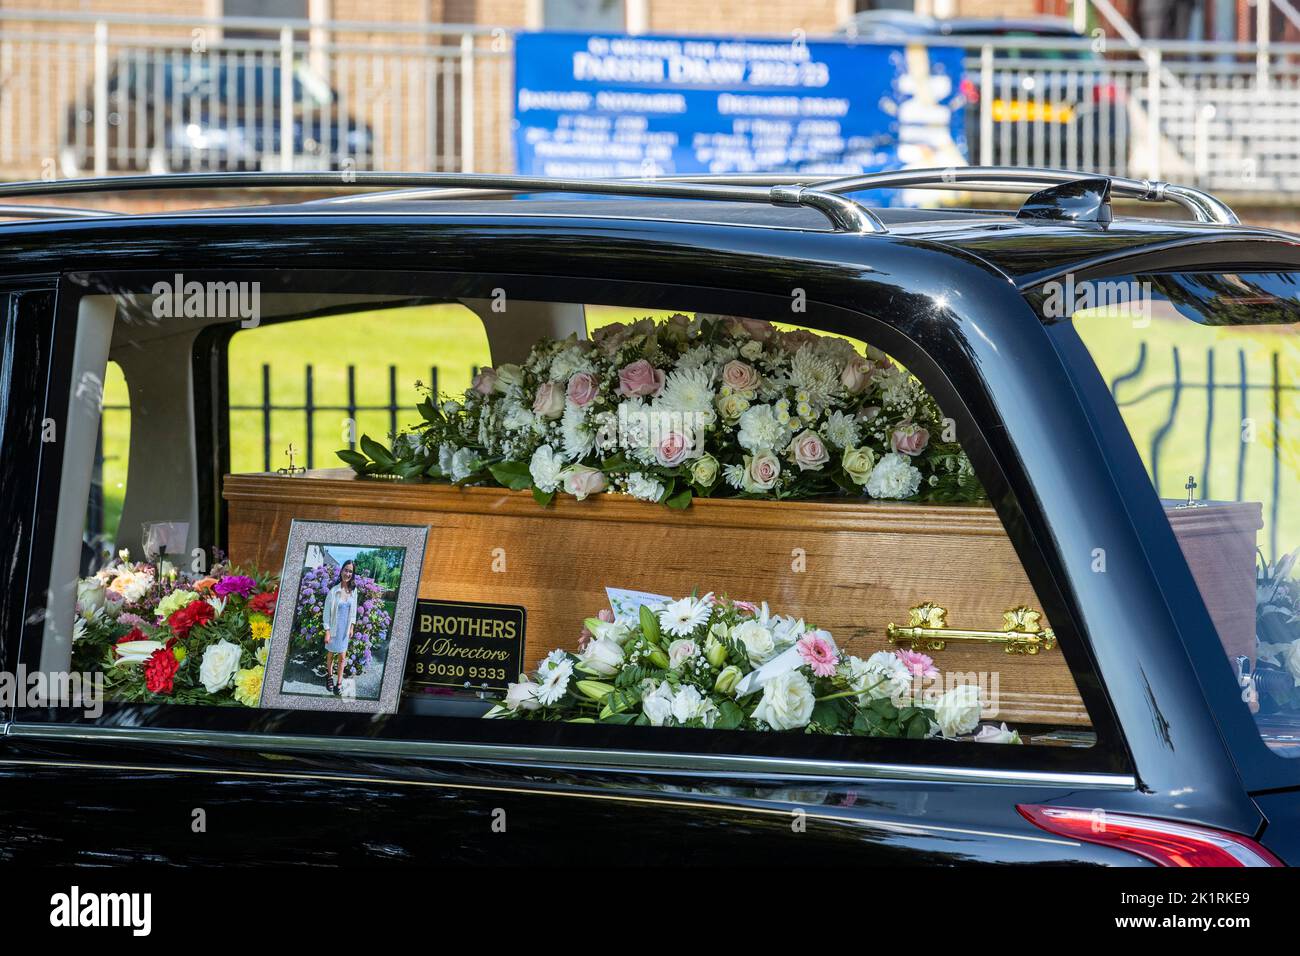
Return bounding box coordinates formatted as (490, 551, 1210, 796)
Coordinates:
(560, 401, 594, 461)
(670, 684, 718, 727)
(529, 444, 565, 492)
(624, 471, 665, 502)
(737, 403, 784, 452)
(864, 452, 922, 499)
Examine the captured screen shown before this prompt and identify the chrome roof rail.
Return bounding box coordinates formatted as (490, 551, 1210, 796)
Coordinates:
(0, 203, 117, 220)
(811, 166, 1240, 225)
(0, 171, 886, 235)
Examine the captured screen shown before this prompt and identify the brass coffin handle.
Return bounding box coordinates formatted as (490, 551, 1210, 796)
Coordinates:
(886, 603, 1056, 656)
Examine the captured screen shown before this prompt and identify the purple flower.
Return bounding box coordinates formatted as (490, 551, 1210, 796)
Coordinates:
(214, 575, 257, 598)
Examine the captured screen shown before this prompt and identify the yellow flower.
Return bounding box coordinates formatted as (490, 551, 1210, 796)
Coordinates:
(232, 665, 265, 707)
(249, 614, 272, 641)
(172, 646, 187, 663)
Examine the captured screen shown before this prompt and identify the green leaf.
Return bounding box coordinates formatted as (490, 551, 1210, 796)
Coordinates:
(488, 460, 533, 491)
(359, 435, 396, 470)
(715, 699, 745, 730)
(417, 397, 439, 423)
(532, 486, 555, 507)
(664, 487, 693, 510)
(336, 449, 370, 474)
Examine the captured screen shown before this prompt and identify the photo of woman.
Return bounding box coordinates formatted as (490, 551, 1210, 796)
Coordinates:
(322, 559, 359, 696)
(275, 539, 406, 702)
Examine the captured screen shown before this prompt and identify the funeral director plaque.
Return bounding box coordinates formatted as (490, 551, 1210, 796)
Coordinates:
(405, 599, 526, 693)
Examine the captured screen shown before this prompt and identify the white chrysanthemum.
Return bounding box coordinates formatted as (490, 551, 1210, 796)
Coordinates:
(560, 401, 594, 461)
(658, 366, 717, 422)
(737, 403, 784, 452)
(823, 409, 859, 448)
(535, 654, 574, 706)
(529, 444, 565, 492)
(658, 593, 714, 637)
(788, 344, 839, 405)
(813, 335, 858, 366)
(865, 452, 923, 499)
(675, 345, 715, 372)
(723, 462, 746, 489)
(624, 471, 665, 502)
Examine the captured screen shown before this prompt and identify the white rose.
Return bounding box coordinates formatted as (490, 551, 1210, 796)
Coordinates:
(77, 578, 106, 614)
(973, 722, 1022, 744)
(670, 684, 718, 727)
(529, 444, 565, 493)
(751, 670, 816, 730)
(715, 390, 751, 423)
(504, 679, 541, 712)
(846, 651, 913, 701)
(667, 638, 699, 669)
(640, 681, 675, 727)
(578, 637, 624, 677)
(864, 451, 923, 499)
(732, 620, 776, 665)
(587, 618, 633, 646)
(934, 683, 983, 738)
(199, 639, 243, 694)
(494, 363, 524, 392)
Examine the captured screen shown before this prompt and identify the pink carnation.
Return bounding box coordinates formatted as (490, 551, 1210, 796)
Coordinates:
(896, 649, 939, 679)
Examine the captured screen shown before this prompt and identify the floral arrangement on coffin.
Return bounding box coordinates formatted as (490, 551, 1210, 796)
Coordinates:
(71, 551, 278, 706)
(485, 591, 1022, 744)
(339, 314, 984, 509)
(289, 564, 393, 679)
(1253, 548, 1300, 714)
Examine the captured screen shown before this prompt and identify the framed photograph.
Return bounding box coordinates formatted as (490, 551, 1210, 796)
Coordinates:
(260, 520, 428, 713)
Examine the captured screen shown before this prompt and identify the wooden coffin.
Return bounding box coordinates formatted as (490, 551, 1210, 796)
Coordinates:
(224, 469, 1090, 728)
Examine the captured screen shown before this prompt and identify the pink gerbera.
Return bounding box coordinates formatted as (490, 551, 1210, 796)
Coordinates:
(896, 649, 939, 679)
(797, 631, 839, 677)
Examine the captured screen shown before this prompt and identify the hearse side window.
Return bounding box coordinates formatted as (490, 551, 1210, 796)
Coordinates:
(37, 280, 1106, 764)
(84, 360, 130, 572)
(1050, 271, 1300, 759)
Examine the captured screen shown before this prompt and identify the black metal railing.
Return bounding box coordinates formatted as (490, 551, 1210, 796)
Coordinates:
(1111, 343, 1294, 559)
(88, 361, 470, 540)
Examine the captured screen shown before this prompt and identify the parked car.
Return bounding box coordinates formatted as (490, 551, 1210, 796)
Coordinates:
(59, 57, 375, 177)
(840, 13, 1130, 172)
(0, 168, 1295, 866)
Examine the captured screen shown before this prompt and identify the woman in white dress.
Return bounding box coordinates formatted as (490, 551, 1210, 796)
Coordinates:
(322, 560, 359, 696)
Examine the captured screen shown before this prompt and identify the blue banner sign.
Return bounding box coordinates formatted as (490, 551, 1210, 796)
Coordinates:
(514, 32, 966, 197)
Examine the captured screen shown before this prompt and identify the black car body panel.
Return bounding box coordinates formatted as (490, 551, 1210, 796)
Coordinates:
(0, 193, 1295, 863)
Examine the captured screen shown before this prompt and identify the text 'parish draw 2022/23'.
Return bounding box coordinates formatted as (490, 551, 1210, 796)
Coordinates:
(1, 167, 1299, 865)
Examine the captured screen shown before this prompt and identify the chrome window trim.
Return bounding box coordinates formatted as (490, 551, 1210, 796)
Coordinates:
(5, 722, 1135, 790)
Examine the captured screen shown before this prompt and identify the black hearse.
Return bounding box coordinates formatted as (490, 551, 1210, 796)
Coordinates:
(0, 168, 1297, 866)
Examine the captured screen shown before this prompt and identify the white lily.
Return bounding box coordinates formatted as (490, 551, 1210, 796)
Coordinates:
(113, 639, 165, 665)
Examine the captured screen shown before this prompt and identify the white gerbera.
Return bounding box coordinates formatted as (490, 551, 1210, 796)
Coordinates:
(865, 452, 923, 499)
(658, 593, 714, 637)
(823, 409, 860, 448)
(736, 403, 784, 452)
(624, 471, 665, 502)
(560, 401, 594, 461)
(529, 444, 565, 492)
(535, 652, 574, 705)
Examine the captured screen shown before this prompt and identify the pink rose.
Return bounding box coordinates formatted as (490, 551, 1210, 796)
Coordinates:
(562, 464, 607, 500)
(471, 368, 497, 396)
(721, 360, 760, 393)
(655, 431, 693, 468)
(891, 423, 930, 457)
(780, 329, 819, 352)
(617, 359, 665, 398)
(566, 371, 599, 408)
(788, 429, 830, 471)
(840, 355, 871, 396)
(532, 381, 565, 420)
(726, 317, 775, 342)
(743, 452, 781, 492)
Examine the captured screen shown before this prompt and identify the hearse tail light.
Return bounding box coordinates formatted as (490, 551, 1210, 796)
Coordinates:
(1016, 805, 1284, 867)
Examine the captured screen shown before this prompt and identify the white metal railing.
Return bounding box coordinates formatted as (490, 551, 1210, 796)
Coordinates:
(2, 10, 1300, 196)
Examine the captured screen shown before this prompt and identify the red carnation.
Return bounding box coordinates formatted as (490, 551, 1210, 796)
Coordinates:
(167, 600, 215, 640)
(248, 589, 279, 616)
(143, 648, 179, 694)
(115, 627, 146, 645)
